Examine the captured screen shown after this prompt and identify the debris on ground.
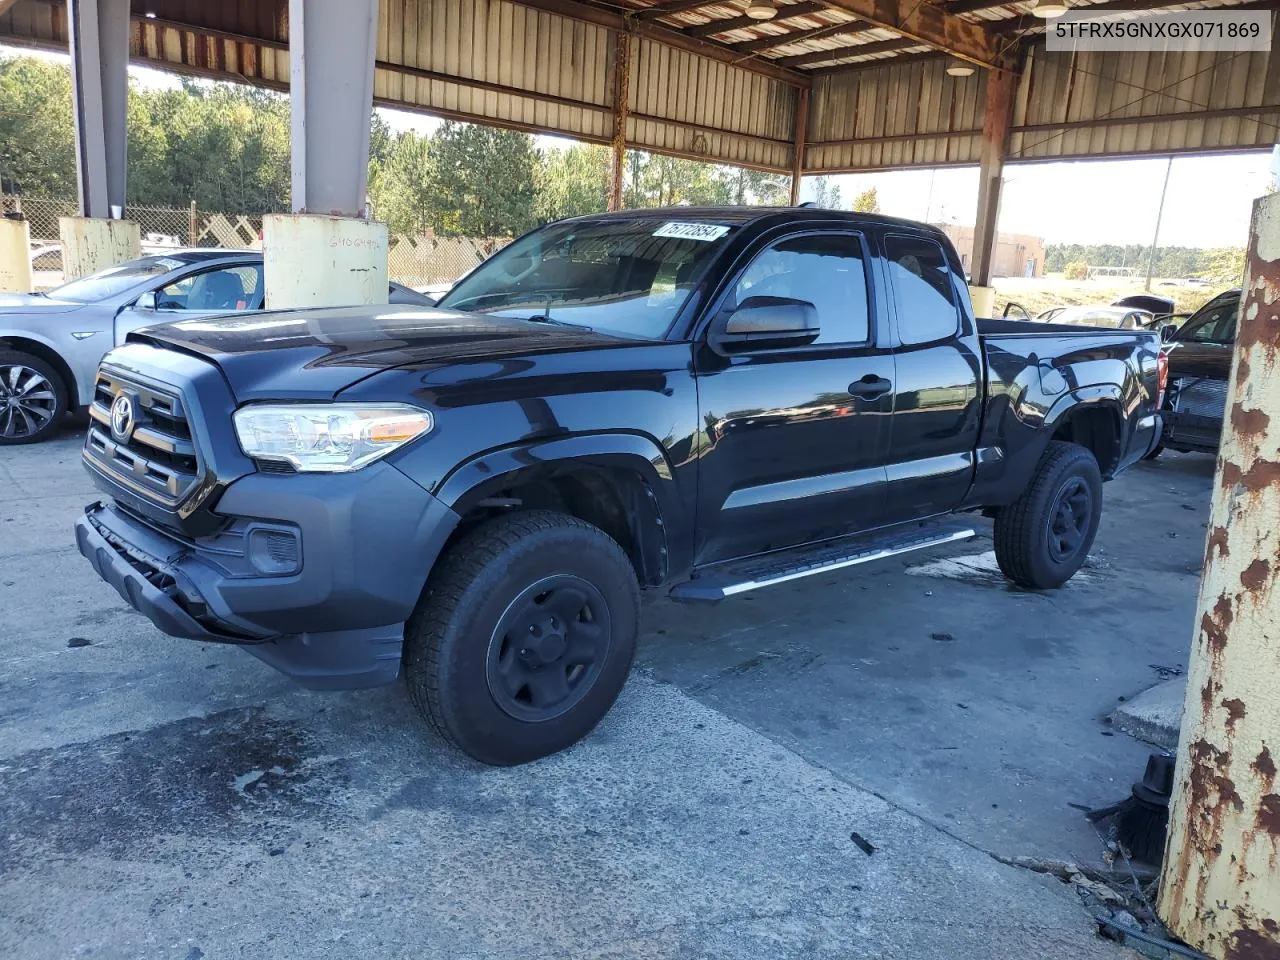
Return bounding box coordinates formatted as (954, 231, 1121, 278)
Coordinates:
(849, 831, 875, 855)
(66, 637, 91, 648)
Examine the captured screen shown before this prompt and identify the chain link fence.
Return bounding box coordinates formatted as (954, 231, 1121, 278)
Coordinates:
(4, 194, 506, 288)
(388, 235, 509, 287)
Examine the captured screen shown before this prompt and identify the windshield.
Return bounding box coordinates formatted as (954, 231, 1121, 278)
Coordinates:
(1175, 293, 1238, 345)
(50, 255, 184, 303)
(437, 218, 735, 338)
(1051, 307, 1142, 328)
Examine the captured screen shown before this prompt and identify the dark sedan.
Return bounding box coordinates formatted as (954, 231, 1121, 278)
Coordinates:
(1150, 289, 1239, 457)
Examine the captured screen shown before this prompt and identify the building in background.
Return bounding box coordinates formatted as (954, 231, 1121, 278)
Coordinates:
(934, 223, 1046, 279)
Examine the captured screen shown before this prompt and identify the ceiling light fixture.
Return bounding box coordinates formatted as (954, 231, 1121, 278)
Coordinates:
(745, 0, 777, 20)
(946, 59, 976, 77)
(1031, 0, 1068, 18)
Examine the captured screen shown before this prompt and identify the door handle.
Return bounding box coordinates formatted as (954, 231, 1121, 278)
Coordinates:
(848, 375, 892, 399)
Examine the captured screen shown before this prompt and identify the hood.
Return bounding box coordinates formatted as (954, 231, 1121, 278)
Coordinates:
(1165, 339, 1232, 381)
(129, 304, 643, 400)
(0, 292, 85, 315)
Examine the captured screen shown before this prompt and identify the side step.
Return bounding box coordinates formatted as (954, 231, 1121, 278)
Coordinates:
(669, 521, 977, 602)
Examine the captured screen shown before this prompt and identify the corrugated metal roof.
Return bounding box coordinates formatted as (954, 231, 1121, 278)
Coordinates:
(807, 58, 986, 171)
(1, 0, 1277, 176)
(1008, 44, 1280, 162)
(628, 36, 796, 170)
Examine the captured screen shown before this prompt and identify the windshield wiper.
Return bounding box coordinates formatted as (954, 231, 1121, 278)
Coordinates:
(521, 314, 594, 332)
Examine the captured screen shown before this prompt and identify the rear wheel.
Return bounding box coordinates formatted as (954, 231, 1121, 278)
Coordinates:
(403, 510, 640, 765)
(993, 441, 1103, 589)
(0, 350, 67, 445)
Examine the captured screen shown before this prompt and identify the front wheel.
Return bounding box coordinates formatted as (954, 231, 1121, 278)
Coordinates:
(0, 350, 67, 444)
(404, 510, 640, 765)
(993, 441, 1103, 589)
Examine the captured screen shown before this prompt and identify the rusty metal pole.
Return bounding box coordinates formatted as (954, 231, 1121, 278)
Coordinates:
(969, 67, 1014, 319)
(1158, 191, 1280, 959)
(789, 87, 809, 206)
(608, 30, 631, 212)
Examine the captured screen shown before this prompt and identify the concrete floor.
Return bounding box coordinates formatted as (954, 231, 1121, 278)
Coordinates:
(0, 424, 1215, 959)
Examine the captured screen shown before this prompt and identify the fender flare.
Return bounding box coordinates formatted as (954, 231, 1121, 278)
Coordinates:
(1043, 383, 1125, 432)
(435, 431, 689, 582)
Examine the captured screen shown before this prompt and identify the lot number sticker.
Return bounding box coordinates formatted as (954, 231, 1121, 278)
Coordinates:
(653, 221, 730, 242)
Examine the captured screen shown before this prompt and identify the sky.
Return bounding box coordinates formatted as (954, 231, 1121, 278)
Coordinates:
(810, 152, 1274, 248)
(12, 47, 1275, 249)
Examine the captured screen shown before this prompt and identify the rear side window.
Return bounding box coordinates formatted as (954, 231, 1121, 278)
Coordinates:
(732, 234, 870, 345)
(884, 235, 960, 346)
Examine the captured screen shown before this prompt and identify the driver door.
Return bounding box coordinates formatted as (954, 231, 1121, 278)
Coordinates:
(114, 263, 264, 344)
(693, 230, 896, 565)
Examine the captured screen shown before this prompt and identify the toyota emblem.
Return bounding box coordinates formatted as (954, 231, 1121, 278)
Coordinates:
(109, 394, 134, 441)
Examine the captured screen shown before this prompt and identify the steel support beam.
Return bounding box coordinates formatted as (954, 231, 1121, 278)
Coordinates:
(790, 87, 809, 205)
(971, 68, 1014, 288)
(288, 0, 378, 216)
(66, 0, 129, 219)
(685, 2, 827, 38)
(1159, 191, 1280, 958)
(799, 0, 1013, 69)
(731, 19, 874, 55)
(776, 36, 922, 68)
(506, 0, 809, 86)
(609, 31, 631, 211)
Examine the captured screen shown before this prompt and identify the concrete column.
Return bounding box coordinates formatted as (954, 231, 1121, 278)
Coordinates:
(1158, 192, 1280, 958)
(266, 0, 386, 309)
(263, 214, 388, 309)
(288, 0, 378, 217)
(66, 0, 130, 220)
(608, 31, 632, 212)
(0, 217, 34, 293)
(790, 88, 809, 207)
(970, 68, 1015, 312)
(58, 216, 140, 280)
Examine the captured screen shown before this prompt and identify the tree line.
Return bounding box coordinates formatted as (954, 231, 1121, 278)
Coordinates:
(0, 54, 797, 238)
(1045, 242, 1244, 282)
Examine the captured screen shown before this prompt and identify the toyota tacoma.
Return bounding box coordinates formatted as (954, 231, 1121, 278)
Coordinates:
(74, 208, 1166, 764)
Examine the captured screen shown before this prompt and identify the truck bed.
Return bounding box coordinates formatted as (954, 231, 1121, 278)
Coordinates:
(976, 317, 1158, 339)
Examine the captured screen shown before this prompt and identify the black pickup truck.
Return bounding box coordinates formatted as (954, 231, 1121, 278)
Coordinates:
(75, 208, 1165, 764)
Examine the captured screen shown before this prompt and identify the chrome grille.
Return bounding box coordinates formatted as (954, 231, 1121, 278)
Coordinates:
(1172, 377, 1228, 419)
(86, 370, 201, 507)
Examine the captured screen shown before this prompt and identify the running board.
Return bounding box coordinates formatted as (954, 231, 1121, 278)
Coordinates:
(669, 522, 977, 602)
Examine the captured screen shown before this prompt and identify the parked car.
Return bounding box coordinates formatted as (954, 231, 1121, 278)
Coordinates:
(29, 243, 64, 290)
(1034, 305, 1154, 328)
(0, 249, 434, 443)
(75, 207, 1165, 765)
(1147, 288, 1240, 458)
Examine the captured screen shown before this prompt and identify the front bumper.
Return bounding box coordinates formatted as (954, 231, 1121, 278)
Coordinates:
(75, 462, 460, 690)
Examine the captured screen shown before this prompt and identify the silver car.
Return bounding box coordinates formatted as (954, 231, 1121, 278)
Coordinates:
(0, 250, 434, 443)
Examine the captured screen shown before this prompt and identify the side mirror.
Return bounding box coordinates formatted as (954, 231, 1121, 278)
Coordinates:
(1159, 324, 1177, 343)
(711, 296, 820, 353)
(135, 290, 157, 311)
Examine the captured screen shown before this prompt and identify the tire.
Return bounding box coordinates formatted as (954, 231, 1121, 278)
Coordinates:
(403, 510, 640, 765)
(993, 441, 1104, 590)
(0, 350, 68, 445)
(1142, 442, 1164, 461)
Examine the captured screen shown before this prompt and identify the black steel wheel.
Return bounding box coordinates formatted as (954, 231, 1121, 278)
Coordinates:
(486, 575, 611, 723)
(1046, 476, 1094, 563)
(0, 351, 67, 444)
(404, 510, 640, 766)
(994, 441, 1103, 589)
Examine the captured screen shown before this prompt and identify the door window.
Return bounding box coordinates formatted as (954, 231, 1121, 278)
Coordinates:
(1176, 294, 1239, 345)
(730, 234, 870, 345)
(884, 235, 960, 345)
(155, 265, 262, 311)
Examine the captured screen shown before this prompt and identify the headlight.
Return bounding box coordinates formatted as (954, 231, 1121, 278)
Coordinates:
(232, 403, 433, 473)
